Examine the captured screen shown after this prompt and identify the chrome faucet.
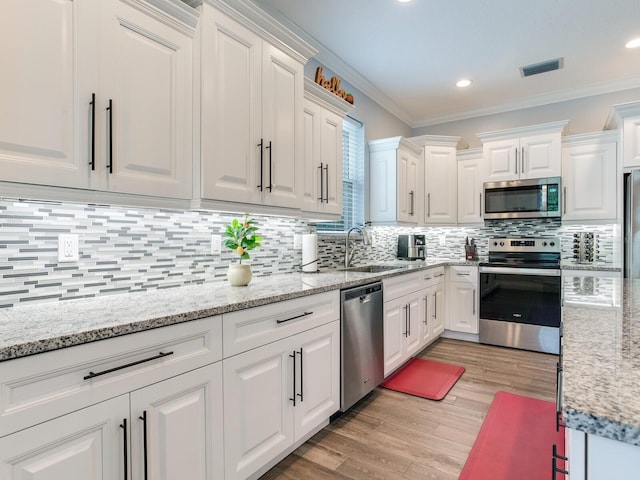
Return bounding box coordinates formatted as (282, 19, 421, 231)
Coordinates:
(344, 226, 371, 268)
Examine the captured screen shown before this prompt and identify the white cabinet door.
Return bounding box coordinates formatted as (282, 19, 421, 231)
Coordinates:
(301, 97, 343, 217)
(293, 321, 340, 440)
(223, 338, 294, 480)
(320, 110, 343, 215)
(261, 44, 303, 208)
(99, 0, 193, 199)
(623, 115, 640, 168)
(0, 0, 91, 189)
(521, 132, 561, 178)
(562, 141, 617, 221)
(200, 8, 262, 204)
(383, 295, 406, 376)
(0, 395, 128, 480)
(447, 282, 478, 334)
(130, 363, 223, 480)
(484, 138, 519, 182)
(424, 145, 457, 224)
(432, 281, 445, 337)
(457, 153, 483, 223)
(395, 147, 420, 223)
(405, 294, 422, 356)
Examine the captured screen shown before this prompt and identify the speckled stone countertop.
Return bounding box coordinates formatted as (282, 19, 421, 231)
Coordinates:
(562, 273, 640, 446)
(0, 259, 476, 362)
(561, 261, 622, 272)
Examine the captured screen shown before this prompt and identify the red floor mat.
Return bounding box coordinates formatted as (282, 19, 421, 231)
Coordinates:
(380, 358, 465, 400)
(459, 391, 566, 480)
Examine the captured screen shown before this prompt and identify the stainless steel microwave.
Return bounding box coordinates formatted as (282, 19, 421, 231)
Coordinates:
(483, 177, 561, 219)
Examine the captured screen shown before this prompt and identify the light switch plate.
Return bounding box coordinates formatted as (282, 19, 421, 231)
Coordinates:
(58, 234, 79, 262)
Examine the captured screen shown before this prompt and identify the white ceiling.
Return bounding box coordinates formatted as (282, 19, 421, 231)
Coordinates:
(255, 0, 640, 127)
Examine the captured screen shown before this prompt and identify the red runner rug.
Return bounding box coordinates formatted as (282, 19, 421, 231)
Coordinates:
(380, 358, 465, 401)
(459, 391, 566, 480)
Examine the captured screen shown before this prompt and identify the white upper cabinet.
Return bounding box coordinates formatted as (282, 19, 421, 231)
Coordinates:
(0, 0, 197, 204)
(197, 3, 313, 213)
(302, 79, 352, 219)
(478, 121, 567, 183)
(369, 136, 422, 225)
(409, 135, 459, 225)
(606, 101, 640, 168)
(562, 132, 618, 222)
(457, 148, 484, 224)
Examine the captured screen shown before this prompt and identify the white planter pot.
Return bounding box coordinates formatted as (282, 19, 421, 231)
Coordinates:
(227, 263, 252, 286)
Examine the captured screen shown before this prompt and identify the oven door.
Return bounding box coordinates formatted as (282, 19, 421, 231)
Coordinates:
(479, 266, 561, 354)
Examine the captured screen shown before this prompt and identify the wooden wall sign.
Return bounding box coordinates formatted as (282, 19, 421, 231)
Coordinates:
(315, 66, 354, 104)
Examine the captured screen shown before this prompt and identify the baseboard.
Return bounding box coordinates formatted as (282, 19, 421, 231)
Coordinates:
(441, 330, 480, 343)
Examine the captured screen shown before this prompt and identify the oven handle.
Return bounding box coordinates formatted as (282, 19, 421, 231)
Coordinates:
(479, 266, 561, 277)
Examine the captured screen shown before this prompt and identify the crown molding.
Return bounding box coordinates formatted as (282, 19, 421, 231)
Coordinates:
(125, 0, 200, 34)
(414, 75, 640, 128)
(368, 136, 422, 156)
(561, 130, 618, 146)
(604, 99, 640, 130)
(253, 1, 414, 127)
(477, 120, 569, 142)
(304, 78, 354, 117)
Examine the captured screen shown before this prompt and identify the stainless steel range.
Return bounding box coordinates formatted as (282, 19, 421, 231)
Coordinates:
(479, 237, 561, 354)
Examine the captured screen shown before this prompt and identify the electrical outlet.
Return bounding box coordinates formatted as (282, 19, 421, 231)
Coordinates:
(211, 234, 222, 256)
(293, 234, 302, 250)
(58, 234, 79, 262)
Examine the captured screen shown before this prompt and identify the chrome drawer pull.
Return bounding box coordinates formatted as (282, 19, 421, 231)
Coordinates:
(276, 311, 313, 324)
(83, 351, 174, 380)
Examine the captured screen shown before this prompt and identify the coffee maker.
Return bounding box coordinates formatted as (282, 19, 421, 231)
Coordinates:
(397, 234, 426, 260)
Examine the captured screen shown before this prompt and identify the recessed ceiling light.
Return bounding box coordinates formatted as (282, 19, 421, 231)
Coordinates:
(626, 38, 640, 49)
(456, 79, 472, 88)
(397, 0, 413, 3)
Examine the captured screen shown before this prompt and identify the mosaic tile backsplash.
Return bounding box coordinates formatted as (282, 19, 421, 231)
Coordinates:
(0, 198, 619, 308)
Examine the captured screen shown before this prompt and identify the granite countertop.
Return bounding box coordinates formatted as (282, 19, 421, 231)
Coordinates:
(560, 261, 622, 272)
(0, 259, 466, 362)
(562, 273, 640, 446)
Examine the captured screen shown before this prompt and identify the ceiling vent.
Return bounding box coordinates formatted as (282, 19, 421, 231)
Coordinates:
(520, 58, 564, 78)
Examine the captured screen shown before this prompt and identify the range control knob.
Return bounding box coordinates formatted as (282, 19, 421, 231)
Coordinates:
(542, 241, 548, 247)
(550, 241, 555, 247)
(499, 241, 505, 247)
(493, 241, 498, 246)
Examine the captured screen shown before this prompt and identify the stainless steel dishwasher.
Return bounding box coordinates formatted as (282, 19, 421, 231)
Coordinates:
(340, 281, 384, 412)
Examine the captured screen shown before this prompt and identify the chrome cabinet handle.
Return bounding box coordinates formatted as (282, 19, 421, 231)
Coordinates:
(423, 296, 428, 325)
(563, 187, 567, 214)
(515, 148, 518, 175)
(521, 146, 525, 174)
(552, 444, 569, 479)
(427, 193, 431, 217)
(479, 193, 482, 218)
(403, 304, 408, 337)
(407, 304, 411, 336)
(433, 293, 437, 319)
(84, 351, 174, 380)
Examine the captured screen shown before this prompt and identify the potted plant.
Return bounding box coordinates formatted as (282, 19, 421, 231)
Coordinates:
(223, 213, 263, 286)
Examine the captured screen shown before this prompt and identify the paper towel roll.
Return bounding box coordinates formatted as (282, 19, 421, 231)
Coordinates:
(301, 234, 318, 272)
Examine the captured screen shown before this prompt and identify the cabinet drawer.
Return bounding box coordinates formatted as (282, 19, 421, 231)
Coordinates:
(448, 265, 478, 283)
(223, 291, 340, 357)
(383, 272, 421, 301)
(422, 266, 446, 286)
(0, 316, 222, 438)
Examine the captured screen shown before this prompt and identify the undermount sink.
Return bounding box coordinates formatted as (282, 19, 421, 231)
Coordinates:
(341, 264, 408, 273)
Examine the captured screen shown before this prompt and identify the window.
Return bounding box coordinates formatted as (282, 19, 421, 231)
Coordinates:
(316, 117, 365, 232)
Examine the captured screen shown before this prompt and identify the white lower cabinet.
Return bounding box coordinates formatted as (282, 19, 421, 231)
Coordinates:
(565, 428, 640, 479)
(446, 266, 478, 334)
(383, 268, 445, 377)
(0, 363, 223, 480)
(223, 320, 339, 480)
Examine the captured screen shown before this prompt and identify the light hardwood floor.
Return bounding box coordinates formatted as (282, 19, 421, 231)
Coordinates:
(260, 338, 558, 480)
